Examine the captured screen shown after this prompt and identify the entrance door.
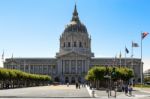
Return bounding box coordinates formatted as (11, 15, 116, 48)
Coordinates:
(65, 77, 69, 83)
(78, 77, 81, 83)
(71, 77, 75, 84)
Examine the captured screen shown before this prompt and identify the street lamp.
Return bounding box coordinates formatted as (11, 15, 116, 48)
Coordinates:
(104, 67, 117, 98)
(104, 67, 111, 98)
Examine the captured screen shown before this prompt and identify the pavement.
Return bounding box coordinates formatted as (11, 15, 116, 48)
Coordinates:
(0, 85, 90, 98)
(88, 86, 150, 99)
(0, 85, 150, 99)
(134, 87, 150, 93)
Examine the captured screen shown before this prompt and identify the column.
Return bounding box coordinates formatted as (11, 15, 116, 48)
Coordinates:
(51, 65, 53, 75)
(84, 60, 86, 73)
(81, 60, 83, 73)
(76, 59, 77, 74)
(47, 65, 48, 75)
(19, 64, 21, 70)
(29, 64, 30, 73)
(42, 64, 44, 74)
(87, 60, 89, 72)
(63, 60, 65, 74)
(62, 60, 63, 75)
(24, 60, 25, 72)
(69, 60, 71, 74)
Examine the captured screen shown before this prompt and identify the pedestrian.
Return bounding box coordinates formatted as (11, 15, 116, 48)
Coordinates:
(76, 82, 78, 89)
(122, 84, 125, 92)
(124, 85, 128, 95)
(90, 83, 92, 89)
(78, 83, 80, 89)
(83, 83, 85, 87)
(67, 83, 69, 87)
(128, 85, 133, 96)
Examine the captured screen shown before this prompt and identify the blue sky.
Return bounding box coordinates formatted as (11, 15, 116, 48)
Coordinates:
(0, 0, 150, 71)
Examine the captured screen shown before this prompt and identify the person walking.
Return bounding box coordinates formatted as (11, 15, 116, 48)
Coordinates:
(122, 84, 125, 92)
(76, 82, 78, 89)
(67, 82, 69, 87)
(78, 83, 80, 89)
(124, 84, 128, 95)
(128, 85, 133, 96)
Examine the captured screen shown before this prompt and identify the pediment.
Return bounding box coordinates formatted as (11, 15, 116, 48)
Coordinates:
(56, 51, 88, 58)
(66, 52, 82, 57)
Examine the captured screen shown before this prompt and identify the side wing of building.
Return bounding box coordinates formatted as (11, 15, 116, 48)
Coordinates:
(4, 58, 57, 78)
(91, 58, 142, 83)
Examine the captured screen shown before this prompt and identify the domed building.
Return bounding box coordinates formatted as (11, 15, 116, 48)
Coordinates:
(56, 4, 94, 83)
(4, 4, 142, 84)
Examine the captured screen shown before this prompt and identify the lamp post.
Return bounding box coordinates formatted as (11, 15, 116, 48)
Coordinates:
(104, 67, 111, 98)
(111, 67, 117, 98)
(104, 74, 111, 98)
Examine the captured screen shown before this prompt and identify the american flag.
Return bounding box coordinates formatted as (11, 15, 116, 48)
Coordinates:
(142, 32, 149, 39)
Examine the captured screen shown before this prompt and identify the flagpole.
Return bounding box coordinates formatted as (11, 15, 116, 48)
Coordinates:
(125, 46, 126, 67)
(120, 58, 121, 68)
(140, 33, 143, 87)
(131, 42, 134, 86)
(114, 54, 117, 67)
(120, 51, 121, 68)
(132, 41, 134, 69)
(2, 57, 4, 68)
(113, 56, 115, 67)
(1, 50, 4, 67)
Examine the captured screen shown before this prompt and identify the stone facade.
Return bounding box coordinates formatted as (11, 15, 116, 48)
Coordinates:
(4, 4, 142, 84)
(144, 69, 150, 78)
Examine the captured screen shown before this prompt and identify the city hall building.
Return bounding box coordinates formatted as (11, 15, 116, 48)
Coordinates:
(4, 5, 142, 84)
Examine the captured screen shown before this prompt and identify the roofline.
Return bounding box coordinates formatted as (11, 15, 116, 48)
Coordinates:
(5, 57, 56, 59)
(92, 57, 141, 60)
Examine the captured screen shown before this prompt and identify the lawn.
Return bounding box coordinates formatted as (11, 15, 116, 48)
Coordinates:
(134, 84, 150, 88)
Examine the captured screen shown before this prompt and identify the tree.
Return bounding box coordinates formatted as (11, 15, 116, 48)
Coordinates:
(0, 68, 51, 89)
(85, 66, 134, 89)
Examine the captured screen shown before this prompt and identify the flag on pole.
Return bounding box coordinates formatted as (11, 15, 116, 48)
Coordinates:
(119, 51, 122, 58)
(125, 47, 129, 54)
(115, 54, 117, 59)
(12, 53, 13, 59)
(119, 51, 122, 67)
(2, 51, 4, 60)
(132, 42, 139, 47)
(142, 32, 149, 39)
(113, 54, 117, 61)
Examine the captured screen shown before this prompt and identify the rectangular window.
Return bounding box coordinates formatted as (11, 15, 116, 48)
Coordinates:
(79, 42, 82, 47)
(64, 42, 65, 47)
(68, 42, 70, 47)
(74, 42, 76, 47)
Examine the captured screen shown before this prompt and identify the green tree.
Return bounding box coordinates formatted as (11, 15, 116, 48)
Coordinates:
(0, 68, 51, 89)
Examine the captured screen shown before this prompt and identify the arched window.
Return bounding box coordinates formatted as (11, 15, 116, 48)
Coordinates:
(68, 42, 71, 47)
(79, 42, 82, 47)
(84, 42, 86, 47)
(63, 42, 65, 47)
(74, 42, 76, 47)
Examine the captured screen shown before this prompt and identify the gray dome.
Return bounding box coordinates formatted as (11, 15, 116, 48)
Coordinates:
(64, 21, 88, 33)
(63, 4, 88, 34)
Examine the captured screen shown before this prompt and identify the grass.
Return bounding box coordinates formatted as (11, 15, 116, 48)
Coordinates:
(134, 84, 150, 88)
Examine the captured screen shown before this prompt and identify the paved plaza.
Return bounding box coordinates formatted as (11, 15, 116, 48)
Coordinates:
(0, 85, 150, 99)
(0, 85, 90, 98)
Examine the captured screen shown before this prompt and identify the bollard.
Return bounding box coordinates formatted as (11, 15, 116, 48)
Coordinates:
(115, 88, 117, 98)
(92, 88, 95, 98)
(106, 89, 109, 98)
